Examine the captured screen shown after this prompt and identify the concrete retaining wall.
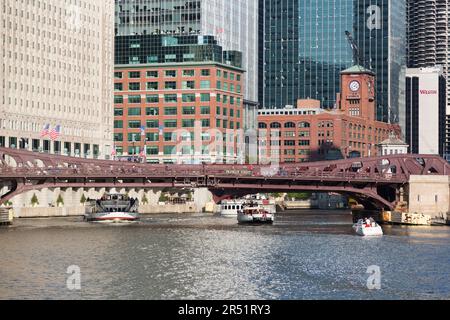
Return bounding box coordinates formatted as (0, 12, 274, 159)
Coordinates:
(138, 203, 199, 215)
(408, 175, 450, 218)
(15, 206, 85, 218)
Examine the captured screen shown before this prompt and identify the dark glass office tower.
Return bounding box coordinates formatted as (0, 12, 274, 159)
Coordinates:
(354, 0, 407, 123)
(263, 0, 354, 109)
(262, 0, 406, 124)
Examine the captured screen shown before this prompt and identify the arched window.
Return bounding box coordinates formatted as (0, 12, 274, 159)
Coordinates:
(284, 122, 296, 128)
(258, 122, 267, 129)
(270, 122, 281, 129)
(299, 122, 310, 128)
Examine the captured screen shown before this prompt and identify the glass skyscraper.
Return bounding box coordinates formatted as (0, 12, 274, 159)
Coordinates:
(115, 0, 259, 103)
(262, 0, 406, 123)
(354, 0, 407, 123)
(263, 0, 354, 109)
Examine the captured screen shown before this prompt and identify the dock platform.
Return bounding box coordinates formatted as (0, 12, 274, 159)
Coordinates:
(0, 208, 13, 226)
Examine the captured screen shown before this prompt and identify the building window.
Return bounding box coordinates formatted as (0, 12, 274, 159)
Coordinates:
(114, 72, 123, 79)
(164, 107, 178, 116)
(114, 96, 124, 104)
(146, 120, 159, 128)
(299, 122, 311, 128)
(114, 83, 123, 91)
(128, 121, 141, 129)
(129, 83, 141, 91)
(146, 95, 159, 103)
(183, 106, 196, 115)
(165, 70, 177, 77)
(114, 108, 123, 117)
(164, 120, 178, 128)
(147, 147, 159, 155)
(128, 108, 141, 116)
(147, 71, 158, 78)
(201, 69, 210, 76)
(201, 106, 210, 115)
(146, 107, 159, 116)
(128, 95, 141, 104)
(147, 82, 158, 90)
(182, 119, 195, 128)
(165, 82, 177, 90)
(164, 146, 175, 155)
(114, 133, 123, 142)
(146, 133, 159, 142)
(202, 119, 210, 127)
(200, 93, 210, 102)
(200, 80, 211, 89)
(183, 70, 195, 77)
(164, 95, 178, 103)
(299, 140, 311, 146)
(182, 94, 196, 102)
(270, 122, 281, 129)
(182, 81, 195, 90)
(128, 133, 141, 142)
(114, 120, 123, 129)
(129, 71, 141, 79)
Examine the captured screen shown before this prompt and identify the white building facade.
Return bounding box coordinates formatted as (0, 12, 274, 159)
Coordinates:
(0, 0, 114, 159)
(405, 67, 446, 156)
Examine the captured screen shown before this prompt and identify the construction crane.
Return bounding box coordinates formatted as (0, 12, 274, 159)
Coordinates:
(345, 31, 363, 66)
(344, 31, 402, 139)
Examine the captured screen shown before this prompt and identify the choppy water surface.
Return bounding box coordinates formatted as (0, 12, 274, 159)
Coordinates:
(0, 210, 449, 300)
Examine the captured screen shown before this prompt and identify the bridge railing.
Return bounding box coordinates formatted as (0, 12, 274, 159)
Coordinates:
(0, 164, 407, 182)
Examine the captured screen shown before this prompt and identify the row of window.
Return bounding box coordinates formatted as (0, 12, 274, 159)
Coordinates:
(259, 122, 311, 129)
(114, 81, 241, 93)
(115, 69, 241, 81)
(115, 146, 236, 157)
(114, 106, 241, 118)
(114, 94, 241, 105)
(114, 119, 241, 130)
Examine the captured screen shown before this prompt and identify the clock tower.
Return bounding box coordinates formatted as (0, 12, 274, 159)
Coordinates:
(339, 65, 376, 121)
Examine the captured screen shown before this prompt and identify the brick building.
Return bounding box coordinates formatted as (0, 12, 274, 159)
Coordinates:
(258, 66, 396, 163)
(114, 35, 245, 164)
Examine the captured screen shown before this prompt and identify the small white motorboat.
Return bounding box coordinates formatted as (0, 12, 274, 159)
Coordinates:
(353, 218, 383, 236)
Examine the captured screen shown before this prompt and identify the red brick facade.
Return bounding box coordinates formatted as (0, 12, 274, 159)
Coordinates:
(257, 67, 397, 163)
(114, 63, 244, 163)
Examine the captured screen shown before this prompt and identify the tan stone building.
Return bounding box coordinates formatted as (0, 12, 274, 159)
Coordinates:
(0, 0, 114, 159)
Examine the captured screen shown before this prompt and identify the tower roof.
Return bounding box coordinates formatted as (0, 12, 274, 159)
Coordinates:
(341, 65, 375, 75)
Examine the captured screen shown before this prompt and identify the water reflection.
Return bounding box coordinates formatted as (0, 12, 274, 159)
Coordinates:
(0, 210, 449, 300)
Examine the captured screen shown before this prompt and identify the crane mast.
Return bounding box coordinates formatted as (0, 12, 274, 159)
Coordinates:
(345, 31, 362, 66)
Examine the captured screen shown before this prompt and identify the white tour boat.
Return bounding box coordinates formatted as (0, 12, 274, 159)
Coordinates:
(353, 218, 383, 236)
(84, 193, 140, 223)
(220, 196, 276, 217)
(237, 201, 275, 224)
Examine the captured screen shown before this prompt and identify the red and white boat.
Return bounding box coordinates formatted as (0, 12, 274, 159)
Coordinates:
(353, 218, 383, 236)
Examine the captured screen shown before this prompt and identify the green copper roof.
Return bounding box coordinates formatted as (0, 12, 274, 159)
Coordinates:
(341, 65, 375, 75)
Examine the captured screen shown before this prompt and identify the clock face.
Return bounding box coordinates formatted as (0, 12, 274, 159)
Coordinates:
(349, 81, 360, 92)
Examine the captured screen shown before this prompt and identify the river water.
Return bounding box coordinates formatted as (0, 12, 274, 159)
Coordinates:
(0, 210, 449, 300)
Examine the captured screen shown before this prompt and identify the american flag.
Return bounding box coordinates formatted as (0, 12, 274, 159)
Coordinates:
(111, 148, 117, 156)
(139, 148, 145, 158)
(50, 125, 61, 141)
(40, 124, 50, 137)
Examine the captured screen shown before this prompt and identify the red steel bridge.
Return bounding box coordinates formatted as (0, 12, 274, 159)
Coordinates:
(1, 147, 449, 210)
